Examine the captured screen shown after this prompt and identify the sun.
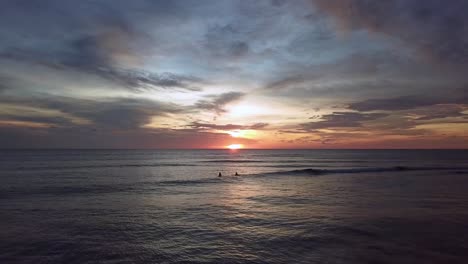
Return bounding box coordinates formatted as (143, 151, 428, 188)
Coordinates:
(226, 144, 243, 150)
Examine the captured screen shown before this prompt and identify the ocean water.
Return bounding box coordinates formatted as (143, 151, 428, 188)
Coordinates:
(1, 149, 468, 264)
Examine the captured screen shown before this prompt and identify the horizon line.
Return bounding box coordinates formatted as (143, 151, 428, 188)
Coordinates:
(1, 148, 467, 151)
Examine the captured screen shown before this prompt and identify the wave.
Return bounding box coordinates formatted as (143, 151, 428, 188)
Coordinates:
(1, 177, 236, 198)
(262, 166, 468, 176)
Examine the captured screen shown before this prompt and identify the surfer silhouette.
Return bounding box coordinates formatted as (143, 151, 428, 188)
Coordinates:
(218, 172, 222, 177)
(235, 172, 239, 176)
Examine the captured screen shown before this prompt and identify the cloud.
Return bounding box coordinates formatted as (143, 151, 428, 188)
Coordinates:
(413, 105, 467, 121)
(265, 53, 385, 89)
(229, 41, 250, 57)
(282, 99, 467, 146)
(282, 134, 338, 145)
(0, 95, 185, 130)
(266, 74, 307, 90)
(349, 93, 468, 111)
(311, 0, 468, 66)
(203, 24, 250, 58)
(0, 47, 206, 93)
(349, 96, 439, 112)
(0, 0, 153, 67)
(67, 98, 185, 129)
(0, 117, 76, 130)
(189, 121, 268, 130)
(0, 75, 13, 92)
(195, 92, 245, 115)
(0, 0, 207, 93)
(89, 69, 206, 92)
(300, 111, 387, 131)
(261, 52, 430, 104)
(290, 94, 467, 136)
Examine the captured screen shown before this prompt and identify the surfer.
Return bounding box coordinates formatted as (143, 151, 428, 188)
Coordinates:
(218, 172, 222, 177)
(235, 172, 239, 176)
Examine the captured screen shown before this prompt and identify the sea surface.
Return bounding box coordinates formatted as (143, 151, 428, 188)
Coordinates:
(1, 149, 468, 263)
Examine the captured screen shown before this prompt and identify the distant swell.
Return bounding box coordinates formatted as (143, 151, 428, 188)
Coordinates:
(203, 159, 265, 163)
(2, 163, 197, 171)
(263, 166, 468, 176)
(2, 178, 234, 198)
(202, 159, 369, 163)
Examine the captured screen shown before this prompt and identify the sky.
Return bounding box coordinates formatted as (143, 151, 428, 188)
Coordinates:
(0, 0, 467, 149)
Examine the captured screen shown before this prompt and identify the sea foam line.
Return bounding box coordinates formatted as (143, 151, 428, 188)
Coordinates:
(262, 166, 468, 176)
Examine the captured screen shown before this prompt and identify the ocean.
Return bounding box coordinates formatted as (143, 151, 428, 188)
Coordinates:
(1, 149, 468, 263)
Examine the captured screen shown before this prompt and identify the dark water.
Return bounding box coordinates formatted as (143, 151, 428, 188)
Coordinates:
(1, 149, 468, 264)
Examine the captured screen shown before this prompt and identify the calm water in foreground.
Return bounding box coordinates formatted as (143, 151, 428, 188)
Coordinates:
(1, 149, 468, 264)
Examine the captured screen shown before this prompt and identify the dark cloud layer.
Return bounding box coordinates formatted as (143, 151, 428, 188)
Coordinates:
(0, 47, 206, 93)
(0, 95, 184, 129)
(413, 105, 467, 121)
(312, 0, 468, 66)
(301, 112, 387, 131)
(204, 24, 250, 58)
(190, 122, 268, 130)
(92, 69, 205, 92)
(0, 0, 206, 93)
(349, 93, 468, 111)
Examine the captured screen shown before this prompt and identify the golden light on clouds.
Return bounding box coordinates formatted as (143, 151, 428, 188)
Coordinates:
(0, 120, 51, 128)
(227, 130, 256, 138)
(225, 103, 273, 118)
(227, 130, 242, 137)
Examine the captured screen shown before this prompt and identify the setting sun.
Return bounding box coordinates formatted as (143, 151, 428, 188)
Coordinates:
(226, 144, 243, 150)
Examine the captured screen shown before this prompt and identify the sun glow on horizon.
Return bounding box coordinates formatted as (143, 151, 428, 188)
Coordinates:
(226, 144, 243, 150)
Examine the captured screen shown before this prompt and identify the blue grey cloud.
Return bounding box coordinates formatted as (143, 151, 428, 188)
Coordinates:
(195, 92, 246, 115)
(300, 112, 388, 131)
(0, 95, 185, 129)
(349, 92, 468, 112)
(189, 121, 268, 130)
(312, 0, 468, 66)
